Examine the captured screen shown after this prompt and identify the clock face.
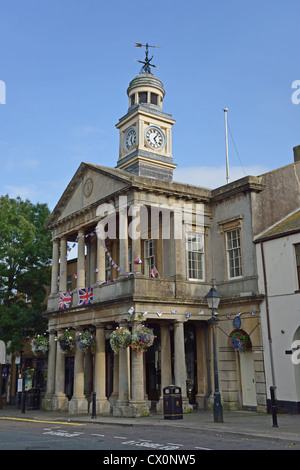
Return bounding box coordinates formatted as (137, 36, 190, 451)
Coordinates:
(145, 126, 165, 150)
(124, 127, 136, 152)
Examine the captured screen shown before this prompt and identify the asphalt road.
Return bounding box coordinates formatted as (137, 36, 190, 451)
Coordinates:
(0, 417, 296, 454)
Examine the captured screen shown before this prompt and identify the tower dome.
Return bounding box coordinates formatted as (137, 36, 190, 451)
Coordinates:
(127, 73, 166, 111)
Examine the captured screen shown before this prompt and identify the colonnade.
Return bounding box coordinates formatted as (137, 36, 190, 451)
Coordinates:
(42, 320, 203, 416)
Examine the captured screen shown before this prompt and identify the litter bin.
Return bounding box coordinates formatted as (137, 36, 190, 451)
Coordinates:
(26, 388, 40, 410)
(163, 385, 183, 420)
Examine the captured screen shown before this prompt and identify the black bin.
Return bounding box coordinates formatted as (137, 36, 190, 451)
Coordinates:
(163, 385, 183, 420)
(26, 388, 40, 410)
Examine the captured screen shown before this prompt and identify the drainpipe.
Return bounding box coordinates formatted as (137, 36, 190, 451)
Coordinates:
(260, 241, 276, 389)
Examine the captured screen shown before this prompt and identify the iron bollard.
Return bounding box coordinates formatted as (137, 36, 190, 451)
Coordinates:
(270, 386, 278, 427)
(91, 392, 97, 419)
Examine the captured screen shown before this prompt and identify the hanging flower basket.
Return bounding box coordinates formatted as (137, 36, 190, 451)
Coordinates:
(31, 334, 49, 357)
(110, 327, 132, 354)
(232, 331, 251, 353)
(76, 331, 96, 354)
(57, 329, 75, 354)
(131, 325, 156, 354)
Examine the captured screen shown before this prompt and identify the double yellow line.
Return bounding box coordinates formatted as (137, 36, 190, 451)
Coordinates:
(0, 417, 84, 426)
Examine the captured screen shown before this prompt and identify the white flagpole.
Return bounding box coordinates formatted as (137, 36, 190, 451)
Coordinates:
(223, 108, 230, 184)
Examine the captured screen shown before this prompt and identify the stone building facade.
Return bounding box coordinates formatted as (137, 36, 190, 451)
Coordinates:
(42, 70, 300, 416)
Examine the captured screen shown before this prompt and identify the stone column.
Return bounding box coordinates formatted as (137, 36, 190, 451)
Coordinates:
(109, 351, 119, 408)
(173, 210, 185, 280)
(174, 321, 193, 413)
(129, 205, 142, 274)
(42, 330, 56, 411)
(59, 236, 68, 293)
(69, 330, 88, 414)
(157, 323, 172, 413)
(84, 351, 93, 399)
(50, 239, 60, 294)
(113, 330, 130, 417)
(119, 197, 129, 275)
(128, 323, 150, 417)
(52, 330, 68, 411)
(77, 229, 86, 289)
(96, 233, 106, 284)
(195, 324, 209, 410)
(94, 326, 110, 414)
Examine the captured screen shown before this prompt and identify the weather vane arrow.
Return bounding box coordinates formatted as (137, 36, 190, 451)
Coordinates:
(134, 42, 160, 74)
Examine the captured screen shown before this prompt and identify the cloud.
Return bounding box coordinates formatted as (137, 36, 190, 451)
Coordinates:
(174, 165, 270, 189)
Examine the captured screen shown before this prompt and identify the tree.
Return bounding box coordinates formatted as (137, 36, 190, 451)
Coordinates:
(0, 195, 52, 353)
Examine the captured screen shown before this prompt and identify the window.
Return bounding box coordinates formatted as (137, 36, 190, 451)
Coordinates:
(188, 233, 204, 280)
(151, 93, 158, 105)
(139, 92, 147, 104)
(295, 243, 300, 290)
(145, 239, 155, 277)
(67, 275, 72, 291)
(226, 229, 242, 278)
(105, 255, 111, 281)
(130, 94, 135, 106)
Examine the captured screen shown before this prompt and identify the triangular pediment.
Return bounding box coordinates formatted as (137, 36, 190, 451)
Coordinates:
(46, 163, 132, 228)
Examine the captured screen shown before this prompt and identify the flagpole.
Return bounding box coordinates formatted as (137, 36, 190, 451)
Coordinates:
(223, 108, 230, 184)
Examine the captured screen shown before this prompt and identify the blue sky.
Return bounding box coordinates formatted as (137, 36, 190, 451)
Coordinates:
(1, 0, 300, 210)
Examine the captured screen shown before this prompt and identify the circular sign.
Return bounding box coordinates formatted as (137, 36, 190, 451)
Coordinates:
(233, 316, 241, 329)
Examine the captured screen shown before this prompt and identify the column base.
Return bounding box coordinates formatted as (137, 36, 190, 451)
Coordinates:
(182, 397, 193, 413)
(51, 393, 69, 412)
(129, 400, 150, 418)
(113, 400, 150, 418)
(42, 394, 54, 411)
(68, 396, 88, 414)
(113, 400, 131, 417)
(95, 398, 110, 415)
(109, 393, 118, 408)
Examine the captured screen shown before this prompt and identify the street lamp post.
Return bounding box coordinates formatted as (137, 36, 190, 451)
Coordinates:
(205, 284, 223, 423)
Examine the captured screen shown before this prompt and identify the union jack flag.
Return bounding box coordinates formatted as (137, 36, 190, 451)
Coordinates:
(59, 291, 72, 309)
(78, 287, 93, 306)
(151, 267, 158, 278)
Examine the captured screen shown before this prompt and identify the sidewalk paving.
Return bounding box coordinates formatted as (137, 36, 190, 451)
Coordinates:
(1, 405, 300, 445)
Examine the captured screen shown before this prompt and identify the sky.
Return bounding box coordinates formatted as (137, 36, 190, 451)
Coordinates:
(1, 0, 300, 211)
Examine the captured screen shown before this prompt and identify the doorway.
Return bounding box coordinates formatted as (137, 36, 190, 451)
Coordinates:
(239, 349, 257, 409)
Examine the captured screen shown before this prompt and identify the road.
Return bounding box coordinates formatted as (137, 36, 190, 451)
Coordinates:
(0, 417, 296, 455)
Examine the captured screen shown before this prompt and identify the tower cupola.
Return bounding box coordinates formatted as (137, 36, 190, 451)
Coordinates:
(115, 45, 176, 182)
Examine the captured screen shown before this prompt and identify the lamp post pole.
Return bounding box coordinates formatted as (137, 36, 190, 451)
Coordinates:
(205, 285, 223, 423)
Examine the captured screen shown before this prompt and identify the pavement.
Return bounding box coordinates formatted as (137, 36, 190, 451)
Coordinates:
(1, 404, 300, 446)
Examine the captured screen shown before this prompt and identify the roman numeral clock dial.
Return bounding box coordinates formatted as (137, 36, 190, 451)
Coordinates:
(145, 126, 165, 150)
(124, 127, 137, 152)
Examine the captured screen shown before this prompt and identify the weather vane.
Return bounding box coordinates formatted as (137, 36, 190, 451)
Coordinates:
(134, 42, 160, 74)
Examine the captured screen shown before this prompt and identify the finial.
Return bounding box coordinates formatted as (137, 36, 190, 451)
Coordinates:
(134, 42, 160, 74)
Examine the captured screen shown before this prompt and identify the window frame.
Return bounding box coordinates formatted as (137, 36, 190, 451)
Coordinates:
(187, 232, 205, 281)
(225, 228, 243, 279)
(144, 239, 155, 277)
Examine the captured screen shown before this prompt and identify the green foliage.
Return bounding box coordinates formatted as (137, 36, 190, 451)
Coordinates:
(0, 195, 52, 353)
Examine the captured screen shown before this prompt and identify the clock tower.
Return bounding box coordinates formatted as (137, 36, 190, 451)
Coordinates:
(115, 70, 176, 182)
